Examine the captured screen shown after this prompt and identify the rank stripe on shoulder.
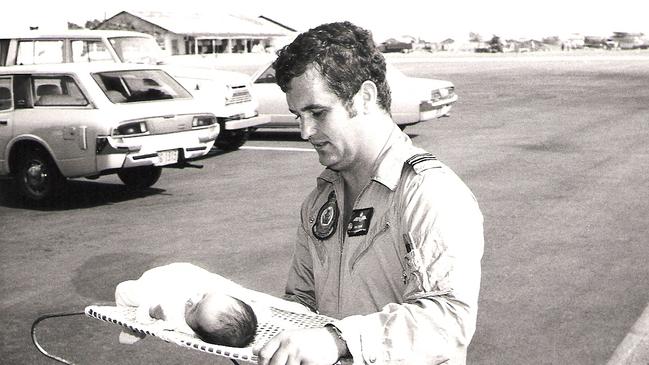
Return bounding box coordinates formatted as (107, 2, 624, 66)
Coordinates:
(406, 152, 442, 173)
(406, 153, 437, 166)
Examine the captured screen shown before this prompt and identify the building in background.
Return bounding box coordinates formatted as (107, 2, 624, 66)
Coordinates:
(95, 11, 295, 56)
(610, 32, 649, 49)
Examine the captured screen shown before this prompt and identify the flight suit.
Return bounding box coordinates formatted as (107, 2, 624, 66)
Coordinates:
(285, 127, 484, 364)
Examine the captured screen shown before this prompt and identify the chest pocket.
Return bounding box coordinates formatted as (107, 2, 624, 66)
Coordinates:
(347, 211, 393, 272)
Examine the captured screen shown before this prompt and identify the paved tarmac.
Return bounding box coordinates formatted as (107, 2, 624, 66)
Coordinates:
(1, 52, 649, 364)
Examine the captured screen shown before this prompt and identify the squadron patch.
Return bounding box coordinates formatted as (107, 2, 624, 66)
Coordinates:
(406, 152, 442, 174)
(347, 208, 374, 237)
(312, 191, 339, 240)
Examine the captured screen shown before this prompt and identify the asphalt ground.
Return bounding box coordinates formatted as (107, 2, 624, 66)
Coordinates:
(1, 53, 648, 364)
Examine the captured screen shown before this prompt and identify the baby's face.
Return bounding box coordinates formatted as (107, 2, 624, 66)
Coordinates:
(184, 291, 237, 331)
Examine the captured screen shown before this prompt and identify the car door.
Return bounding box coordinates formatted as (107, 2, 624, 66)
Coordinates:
(0, 75, 14, 172)
(12, 74, 98, 177)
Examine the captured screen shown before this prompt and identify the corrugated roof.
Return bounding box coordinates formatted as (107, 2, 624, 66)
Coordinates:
(128, 11, 293, 37)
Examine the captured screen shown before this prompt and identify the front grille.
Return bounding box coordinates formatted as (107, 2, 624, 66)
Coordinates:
(225, 85, 252, 105)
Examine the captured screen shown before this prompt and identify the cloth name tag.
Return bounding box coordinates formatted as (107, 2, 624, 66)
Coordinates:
(347, 208, 374, 236)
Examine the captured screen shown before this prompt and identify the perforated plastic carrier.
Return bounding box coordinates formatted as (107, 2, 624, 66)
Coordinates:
(85, 305, 337, 363)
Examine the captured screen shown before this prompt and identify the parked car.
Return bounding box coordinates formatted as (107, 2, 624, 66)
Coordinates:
(251, 63, 458, 130)
(0, 63, 220, 201)
(0, 30, 269, 150)
(378, 39, 414, 53)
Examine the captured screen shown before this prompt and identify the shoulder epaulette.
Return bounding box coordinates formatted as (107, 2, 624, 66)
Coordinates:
(405, 152, 442, 174)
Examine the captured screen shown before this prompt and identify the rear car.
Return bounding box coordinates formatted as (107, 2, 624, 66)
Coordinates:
(0, 63, 220, 201)
(251, 62, 457, 130)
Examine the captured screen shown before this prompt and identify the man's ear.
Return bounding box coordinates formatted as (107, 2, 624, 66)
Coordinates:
(356, 80, 378, 114)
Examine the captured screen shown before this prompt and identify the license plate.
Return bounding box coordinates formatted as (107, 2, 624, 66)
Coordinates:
(158, 149, 178, 165)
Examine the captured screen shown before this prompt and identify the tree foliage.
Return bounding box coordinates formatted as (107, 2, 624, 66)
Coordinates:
(85, 19, 103, 30)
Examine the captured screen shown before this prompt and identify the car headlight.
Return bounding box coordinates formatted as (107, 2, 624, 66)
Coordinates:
(431, 87, 455, 102)
(113, 121, 148, 136)
(192, 115, 216, 127)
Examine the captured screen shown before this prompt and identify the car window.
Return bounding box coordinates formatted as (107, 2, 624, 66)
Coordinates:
(33, 76, 89, 107)
(255, 65, 276, 84)
(108, 37, 165, 65)
(16, 40, 64, 65)
(71, 40, 113, 63)
(0, 39, 9, 66)
(92, 69, 191, 103)
(0, 77, 12, 111)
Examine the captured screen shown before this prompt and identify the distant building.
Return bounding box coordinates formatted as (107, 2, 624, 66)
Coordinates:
(559, 33, 585, 50)
(95, 11, 295, 55)
(610, 32, 648, 49)
(439, 38, 455, 51)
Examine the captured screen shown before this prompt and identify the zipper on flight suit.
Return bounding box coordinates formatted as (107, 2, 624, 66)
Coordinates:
(335, 184, 345, 314)
(336, 181, 372, 314)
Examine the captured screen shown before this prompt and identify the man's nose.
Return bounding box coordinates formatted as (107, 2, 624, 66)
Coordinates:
(300, 118, 316, 140)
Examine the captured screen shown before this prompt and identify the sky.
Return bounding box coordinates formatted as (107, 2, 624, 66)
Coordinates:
(4, 0, 649, 42)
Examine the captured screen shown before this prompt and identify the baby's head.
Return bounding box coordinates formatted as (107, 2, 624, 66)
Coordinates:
(184, 292, 258, 347)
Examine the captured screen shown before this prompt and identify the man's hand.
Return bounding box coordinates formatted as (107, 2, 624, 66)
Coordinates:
(254, 327, 346, 365)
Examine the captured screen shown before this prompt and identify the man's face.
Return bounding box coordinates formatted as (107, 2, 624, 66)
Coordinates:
(286, 66, 362, 172)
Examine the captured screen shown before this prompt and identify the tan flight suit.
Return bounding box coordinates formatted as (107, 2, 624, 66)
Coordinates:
(285, 126, 484, 364)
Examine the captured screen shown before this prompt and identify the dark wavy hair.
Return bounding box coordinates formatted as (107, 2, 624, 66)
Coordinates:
(273, 21, 391, 116)
(192, 297, 258, 348)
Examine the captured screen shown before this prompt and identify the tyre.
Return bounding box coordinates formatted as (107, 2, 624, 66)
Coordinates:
(214, 128, 249, 151)
(117, 166, 162, 189)
(15, 148, 65, 201)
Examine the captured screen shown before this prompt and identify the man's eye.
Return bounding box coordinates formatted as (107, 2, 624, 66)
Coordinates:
(312, 110, 325, 119)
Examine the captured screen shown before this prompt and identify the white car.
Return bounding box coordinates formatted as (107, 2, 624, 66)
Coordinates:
(251, 63, 458, 130)
(0, 30, 269, 150)
(0, 63, 220, 201)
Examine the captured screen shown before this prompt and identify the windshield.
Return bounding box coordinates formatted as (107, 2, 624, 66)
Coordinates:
(254, 65, 277, 84)
(92, 69, 192, 103)
(108, 37, 165, 65)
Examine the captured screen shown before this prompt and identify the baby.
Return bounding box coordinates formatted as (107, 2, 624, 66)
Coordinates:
(115, 262, 310, 347)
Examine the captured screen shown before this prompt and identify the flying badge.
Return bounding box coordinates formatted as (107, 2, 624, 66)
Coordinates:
(312, 191, 339, 240)
(347, 208, 374, 237)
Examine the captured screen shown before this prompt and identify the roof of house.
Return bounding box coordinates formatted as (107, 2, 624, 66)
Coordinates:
(258, 16, 297, 32)
(101, 11, 295, 38)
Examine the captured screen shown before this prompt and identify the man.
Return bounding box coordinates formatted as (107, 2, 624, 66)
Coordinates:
(256, 22, 484, 365)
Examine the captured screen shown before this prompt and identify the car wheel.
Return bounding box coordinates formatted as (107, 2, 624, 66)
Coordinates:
(117, 166, 162, 189)
(214, 128, 249, 151)
(15, 148, 65, 201)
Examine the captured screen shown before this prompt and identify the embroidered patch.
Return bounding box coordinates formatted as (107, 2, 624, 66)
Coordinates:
(406, 152, 441, 174)
(346, 208, 374, 237)
(312, 191, 339, 240)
